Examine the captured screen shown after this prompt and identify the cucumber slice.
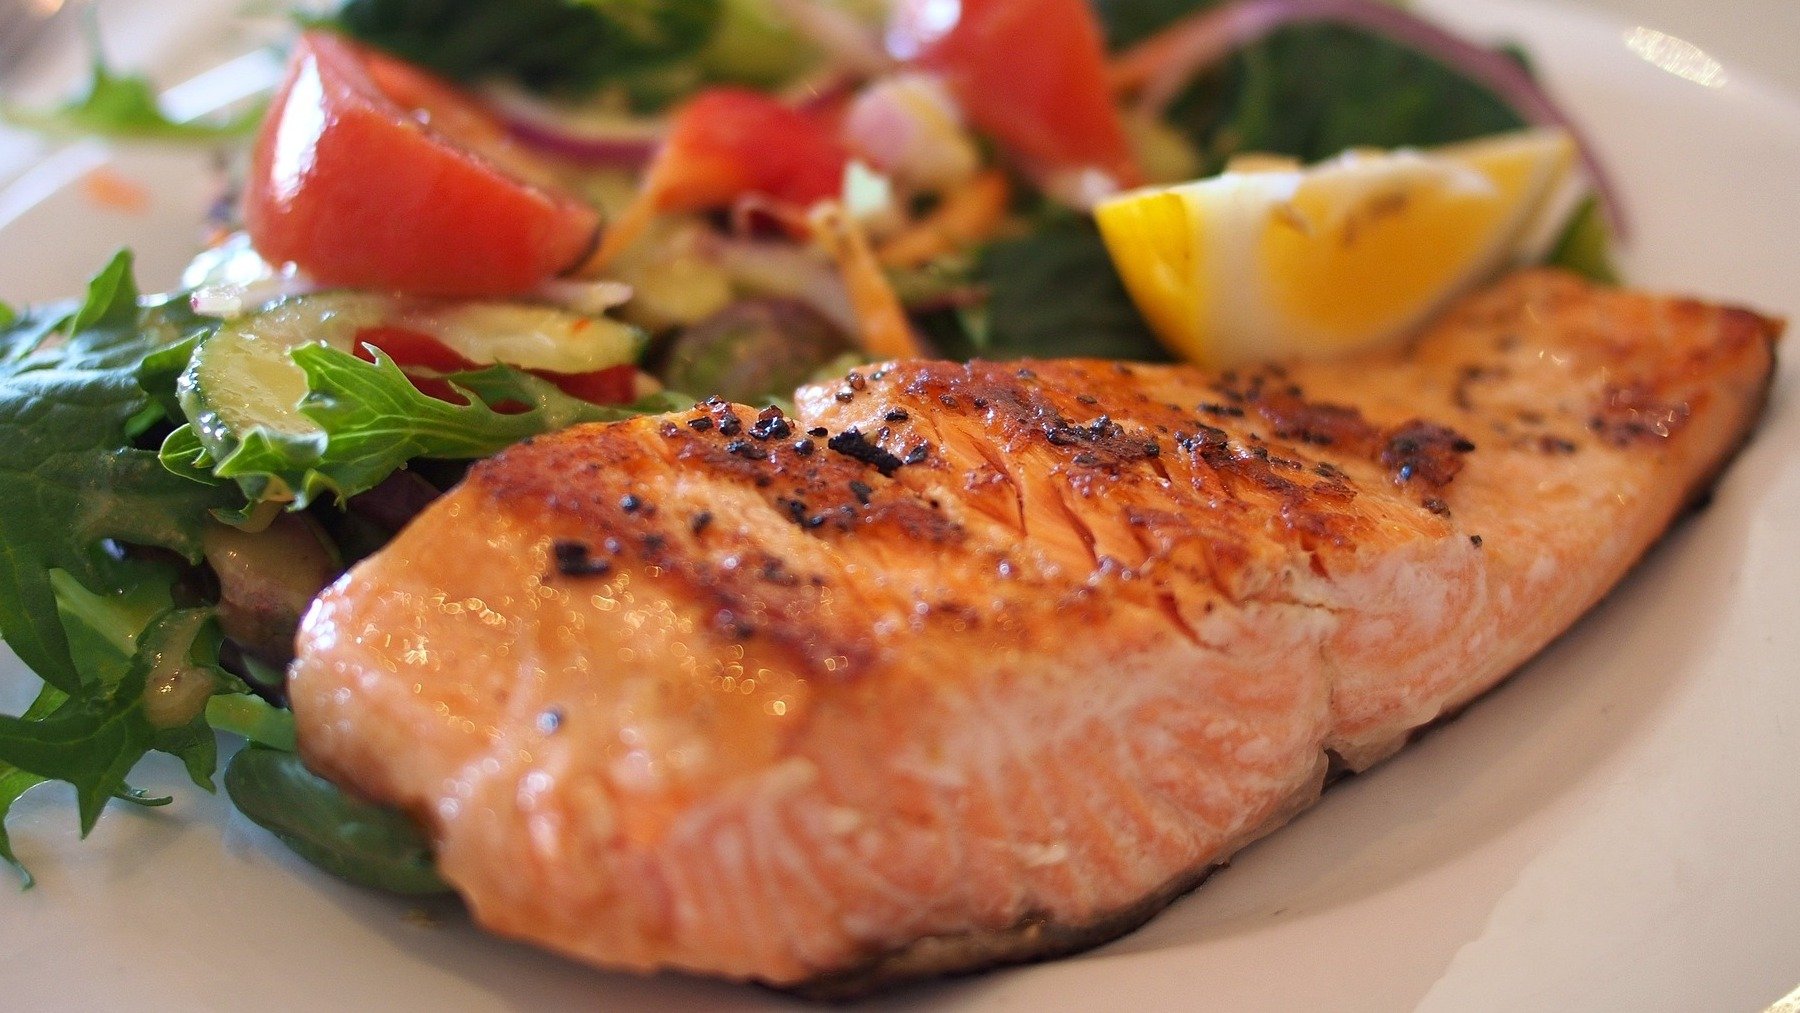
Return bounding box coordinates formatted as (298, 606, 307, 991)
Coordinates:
(181, 293, 384, 467)
(405, 302, 645, 375)
(179, 292, 647, 477)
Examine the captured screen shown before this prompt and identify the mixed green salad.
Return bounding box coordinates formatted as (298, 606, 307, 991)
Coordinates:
(0, 0, 1614, 890)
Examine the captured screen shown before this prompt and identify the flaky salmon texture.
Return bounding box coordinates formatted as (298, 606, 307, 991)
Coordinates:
(290, 269, 1779, 997)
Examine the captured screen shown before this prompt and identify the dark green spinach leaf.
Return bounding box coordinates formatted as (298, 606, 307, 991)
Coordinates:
(958, 216, 1172, 362)
(330, 0, 723, 96)
(1177, 25, 1526, 169)
(225, 746, 450, 895)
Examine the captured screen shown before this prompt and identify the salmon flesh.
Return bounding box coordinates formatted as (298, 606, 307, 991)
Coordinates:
(289, 270, 1780, 995)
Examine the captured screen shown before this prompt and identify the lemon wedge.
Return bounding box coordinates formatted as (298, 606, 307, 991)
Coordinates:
(1095, 128, 1579, 366)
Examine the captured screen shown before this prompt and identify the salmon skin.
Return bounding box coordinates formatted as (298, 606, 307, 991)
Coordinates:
(289, 270, 1779, 995)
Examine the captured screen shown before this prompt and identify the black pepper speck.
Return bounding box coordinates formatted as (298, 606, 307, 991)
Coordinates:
(552, 540, 611, 577)
(827, 429, 905, 475)
(750, 410, 792, 441)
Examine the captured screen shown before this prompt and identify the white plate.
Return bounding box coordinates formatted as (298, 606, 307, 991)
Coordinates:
(3, 2, 1799, 1009)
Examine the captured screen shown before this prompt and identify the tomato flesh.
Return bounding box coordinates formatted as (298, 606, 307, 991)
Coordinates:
(647, 88, 851, 213)
(889, 0, 1140, 189)
(245, 33, 601, 298)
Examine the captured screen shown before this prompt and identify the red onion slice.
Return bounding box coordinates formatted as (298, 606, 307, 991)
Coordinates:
(501, 114, 662, 169)
(507, 118, 662, 168)
(483, 89, 664, 168)
(1115, 0, 1628, 239)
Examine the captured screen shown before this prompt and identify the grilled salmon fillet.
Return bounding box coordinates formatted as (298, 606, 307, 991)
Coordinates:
(289, 270, 1779, 995)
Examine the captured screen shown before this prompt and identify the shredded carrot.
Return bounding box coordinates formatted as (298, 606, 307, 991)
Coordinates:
(811, 203, 927, 361)
(876, 169, 1013, 269)
(79, 167, 151, 216)
(1109, 40, 1172, 98)
(573, 189, 662, 276)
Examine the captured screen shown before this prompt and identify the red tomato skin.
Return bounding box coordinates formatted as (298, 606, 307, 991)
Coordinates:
(890, 0, 1140, 188)
(648, 88, 850, 212)
(539, 363, 637, 405)
(354, 325, 472, 373)
(244, 33, 601, 298)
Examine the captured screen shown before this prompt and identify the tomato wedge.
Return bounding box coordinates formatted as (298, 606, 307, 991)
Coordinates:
(245, 32, 601, 298)
(888, 0, 1141, 194)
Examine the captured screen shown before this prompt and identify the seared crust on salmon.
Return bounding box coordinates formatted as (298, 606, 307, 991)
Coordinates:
(289, 270, 1779, 993)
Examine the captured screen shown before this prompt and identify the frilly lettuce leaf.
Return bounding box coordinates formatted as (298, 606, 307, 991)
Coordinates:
(0, 252, 238, 694)
(184, 343, 689, 510)
(0, 252, 250, 886)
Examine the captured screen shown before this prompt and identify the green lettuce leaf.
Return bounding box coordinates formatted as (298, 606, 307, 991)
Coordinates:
(201, 343, 690, 508)
(0, 253, 254, 885)
(0, 575, 243, 886)
(0, 685, 62, 888)
(0, 252, 239, 695)
(0, 662, 154, 842)
(0, 766, 46, 887)
(0, 606, 220, 840)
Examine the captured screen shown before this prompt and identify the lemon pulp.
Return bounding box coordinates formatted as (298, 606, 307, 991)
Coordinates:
(1096, 129, 1579, 366)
